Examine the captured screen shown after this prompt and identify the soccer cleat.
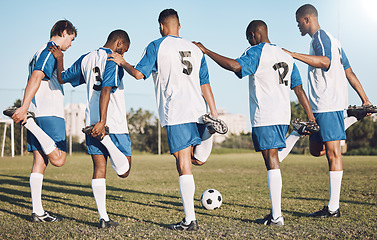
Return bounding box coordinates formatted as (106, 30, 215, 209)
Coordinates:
(308, 206, 340, 218)
(3, 107, 35, 120)
(168, 218, 199, 231)
(255, 213, 284, 226)
(82, 125, 109, 141)
(347, 105, 377, 120)
(291, 118, 320, 135)
(31, 212, 62, 222)
(202, 113, 228, 135)
(98, 218, 119, 229)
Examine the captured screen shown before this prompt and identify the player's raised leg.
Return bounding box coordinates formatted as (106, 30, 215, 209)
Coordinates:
(192, 124, 213, 166)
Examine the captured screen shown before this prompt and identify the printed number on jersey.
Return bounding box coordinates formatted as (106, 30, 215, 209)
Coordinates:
(93, 67, 102, 91)
(179, 51, 193, 75)
(272, 62, 289, 86)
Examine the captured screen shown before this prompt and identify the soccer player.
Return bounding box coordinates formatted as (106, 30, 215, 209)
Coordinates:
(3, 20, 76, 222)
(50, 30, 132, 228)
(193, 20, 316, 226)
(283, 4, 372, 217)
(107, 9, 226, 231)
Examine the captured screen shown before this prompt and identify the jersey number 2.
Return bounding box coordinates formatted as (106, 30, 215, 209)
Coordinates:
(272, 62, 289, 86)
(179, 51, 193, 75)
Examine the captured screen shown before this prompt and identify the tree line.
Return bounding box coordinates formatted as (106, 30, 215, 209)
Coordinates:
(1, 100, 376, 156)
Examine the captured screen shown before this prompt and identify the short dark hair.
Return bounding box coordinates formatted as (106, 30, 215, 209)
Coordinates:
(296, 4, 318, 18)
(158, 9, 179, 24)
(246, 20, 268, 36)
(106, 29, 130, 44)
(50, 20, 77, 38)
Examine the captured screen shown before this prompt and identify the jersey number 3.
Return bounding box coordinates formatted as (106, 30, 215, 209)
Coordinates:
(179, 51, 193, 75)
(93, 67, 102, 91)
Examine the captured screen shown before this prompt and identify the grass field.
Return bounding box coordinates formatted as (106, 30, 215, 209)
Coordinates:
(0, 152, 376, 239)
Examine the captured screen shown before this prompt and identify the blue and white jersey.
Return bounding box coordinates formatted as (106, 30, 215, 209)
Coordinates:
(308, 29, 351, 113)
(61, 47, 128, 134)
(236, 43, 302, 127)
(28, 41, 65, 118)
(135, 35, 210, 127)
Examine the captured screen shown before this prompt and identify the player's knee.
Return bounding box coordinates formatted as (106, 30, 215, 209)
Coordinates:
(50, 158, 65, 167)
(118, 169, 131, 178)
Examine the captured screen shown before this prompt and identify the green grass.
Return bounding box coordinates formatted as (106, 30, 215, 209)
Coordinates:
(0, 153, 376, 239)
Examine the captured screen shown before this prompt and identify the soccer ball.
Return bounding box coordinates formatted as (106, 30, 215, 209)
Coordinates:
(200, 189, 222, 210)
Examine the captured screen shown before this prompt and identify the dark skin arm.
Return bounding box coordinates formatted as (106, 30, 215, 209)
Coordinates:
(91, 86, 111, 139)
(193, 42, 241, 73)
(108, 52, 145, 80)
(49, 45, 65, 84)
(283, 48, 330, 70)
(293, 84, 316, 122)
(345, 67, 371, 106)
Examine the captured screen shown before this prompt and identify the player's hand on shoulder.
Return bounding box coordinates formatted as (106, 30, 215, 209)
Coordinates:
(49, 45, 63, 60)
(108, 52, 126, 67)
(192, 41, 207, 54)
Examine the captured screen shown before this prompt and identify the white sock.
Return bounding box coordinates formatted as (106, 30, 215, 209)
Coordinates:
(101, 135, 129, 175)
(24, 118, 56, 155)
(193, 128, 213, 163)
(179, 175, 196, 224)
(92, 178, 109, 221)
(279, 130, 300, 163)
(30, 173, 44, 215)
(328, 171, 343, 212)
(267, 169, 282, 220)
(344, 116, 357, 130)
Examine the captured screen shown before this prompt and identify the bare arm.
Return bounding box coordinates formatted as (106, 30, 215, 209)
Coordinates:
(108, 52, 144, 80)
(201, 83, 218, 118)
(283, 48, 330, 69)
(345, 67, 371, 106)
(12, 70, 45, 123)
(49, 45, 65, 84)
(91, 86, 111, 138)
(293, 84, 316, 122)
(193, 42, 241, 73)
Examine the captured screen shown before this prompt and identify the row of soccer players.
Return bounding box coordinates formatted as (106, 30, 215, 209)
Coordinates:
(5, 4, 373, 229)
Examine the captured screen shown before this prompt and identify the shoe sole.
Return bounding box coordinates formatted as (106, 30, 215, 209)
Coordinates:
(202, 114, 228, 134)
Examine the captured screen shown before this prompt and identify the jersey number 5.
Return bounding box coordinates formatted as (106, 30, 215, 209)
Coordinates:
(93, 67, 102, 91)
(179, 51, 193, 75)
(272, 62, 289, 86)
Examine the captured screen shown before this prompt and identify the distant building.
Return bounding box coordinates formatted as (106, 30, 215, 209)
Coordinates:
(64, 103, 86, 143)
(212, 108, 249, 143)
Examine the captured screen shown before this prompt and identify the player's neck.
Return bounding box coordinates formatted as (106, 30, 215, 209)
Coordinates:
(50, 36, 62, 46)
(308, 23, 321, 37)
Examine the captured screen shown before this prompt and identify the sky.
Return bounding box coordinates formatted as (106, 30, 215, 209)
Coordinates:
(0, 0, 377, 122)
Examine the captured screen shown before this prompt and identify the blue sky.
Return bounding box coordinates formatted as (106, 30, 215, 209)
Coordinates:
(1, 0, 376, 121)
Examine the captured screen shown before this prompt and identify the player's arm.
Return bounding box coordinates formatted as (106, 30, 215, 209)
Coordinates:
(345, 67, 371, 106)
(108, 52, 144, 80)
(49, 45, 65, 84)
(193, 42, 241, 73)
(91, 86, 111, 138)
(201, 84, 218, 118)
(12, 71, 45, 123)
(293, 84, 316, 122)
(283, 49, 330, 69)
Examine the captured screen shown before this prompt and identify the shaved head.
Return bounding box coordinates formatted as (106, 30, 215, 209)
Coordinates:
(296, 4, 318, 18)
(246, 20, 268, 38)
(158, 9, 179, 25)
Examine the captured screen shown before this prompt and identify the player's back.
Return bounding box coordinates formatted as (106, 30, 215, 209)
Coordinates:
(248, 43, 298, 127)
(152, 36, 208, 126)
